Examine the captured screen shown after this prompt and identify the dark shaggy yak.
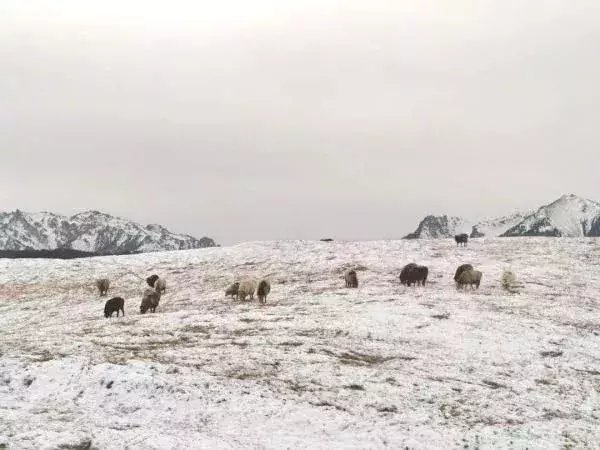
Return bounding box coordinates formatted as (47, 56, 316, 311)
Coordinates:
(454, 264, 474, 282)
(455, 233, 469, 247)
(146, 274, 159, 288)
(399, 263, 428, 286)
(225, 282, 240, 299)
(104, 297, 124, 318)
(456, 269, 483, 289)
(344, 270, 359, 288)
(257, 280, 271, 304)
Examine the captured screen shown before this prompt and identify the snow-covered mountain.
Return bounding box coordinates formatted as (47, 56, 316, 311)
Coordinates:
(403, 212, 529, 239)
(0, 210, 216, 254)
(404, 194, 600, 239)
(403, 215, 473, 239)
(470, 211, 531, 238)
(502, 194, 600, 237)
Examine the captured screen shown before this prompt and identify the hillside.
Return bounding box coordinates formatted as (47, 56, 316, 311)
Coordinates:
(0, 239, 598, 448)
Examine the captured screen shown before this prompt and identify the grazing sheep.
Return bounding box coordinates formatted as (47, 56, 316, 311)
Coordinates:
(237, 280, 257, 302)
(104, 297, 125, 318)
(140, 288, 161, 314)
(400, 263, 428, 286)
(344, 269, 359, 288)
(257, 280, 271, 304)
(501, 269, 523, 293)
(454, 264, 474, 282)
(146, 274, 159, 288)
(96, 278, 110, 296)
(225, 282, 240, 299)
(457, 269, 482, 289)
(455, 233, 469, 247)
(154, 277, 167, 293)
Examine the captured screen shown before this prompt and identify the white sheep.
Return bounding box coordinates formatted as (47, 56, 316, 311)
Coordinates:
(237, 280, 257, 302)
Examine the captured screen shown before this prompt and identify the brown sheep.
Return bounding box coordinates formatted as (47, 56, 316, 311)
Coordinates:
(454, 264, 474, 282)
(225, 282, 240, 299)
(140, 288, 161, 314)
(96, 278, 110, 296)
(344, 270, 359, 288)
(399, 263, 428, 286)
(457, 269, 482, 289)
(257, 280, 271, 304)
(237, 280, 257, 302)
(104, 297, 124, 318)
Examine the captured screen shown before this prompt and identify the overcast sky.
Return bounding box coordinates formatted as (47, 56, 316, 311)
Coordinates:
(1, 1, 599, 244)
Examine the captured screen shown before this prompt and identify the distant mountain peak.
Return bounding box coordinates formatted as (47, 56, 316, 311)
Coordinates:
(502, 195, 600, 237)
(0, 210, 216, 254)
(404, 194, 600, 239)
(403, 215, 472, 239)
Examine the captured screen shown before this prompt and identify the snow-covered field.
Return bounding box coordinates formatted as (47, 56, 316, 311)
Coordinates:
(1, 238, 599, 449)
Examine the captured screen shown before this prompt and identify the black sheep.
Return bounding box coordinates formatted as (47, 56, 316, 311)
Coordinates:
(104, 297, 125, 318)
(146, 274, 159, 288)
(225, 282, 240, 299)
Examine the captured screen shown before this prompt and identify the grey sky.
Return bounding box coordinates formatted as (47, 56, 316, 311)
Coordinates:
(1, 1, 599, 244)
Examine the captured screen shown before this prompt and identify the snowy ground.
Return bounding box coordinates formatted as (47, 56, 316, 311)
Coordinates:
(1, 238, 599, 449)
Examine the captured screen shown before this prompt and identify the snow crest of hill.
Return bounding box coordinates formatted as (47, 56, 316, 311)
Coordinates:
(0, 210, 216, 253)
(502, 194, 600, 237)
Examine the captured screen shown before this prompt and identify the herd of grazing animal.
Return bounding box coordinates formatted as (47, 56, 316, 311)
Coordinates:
(97, 274, 167, 318)
(225, 278, 272, 304)
(98, 273, 273, 318)
(344, 261, 482, 290)
(97, 236, 485, 318)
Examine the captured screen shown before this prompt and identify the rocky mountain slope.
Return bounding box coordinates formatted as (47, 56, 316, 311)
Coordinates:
(403, 215, 473, 239)
(404, 194, 600, 239)
(502, 194, 600, 237)
(470, 211, 531, 238)
(0, 210, 215, 254)
(403, 212, 525, 239)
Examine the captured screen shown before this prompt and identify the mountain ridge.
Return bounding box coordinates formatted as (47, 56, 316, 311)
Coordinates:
(404, 194, 600, 239)
(501, 194, 600, 237)
(0, 209, 216, 254)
